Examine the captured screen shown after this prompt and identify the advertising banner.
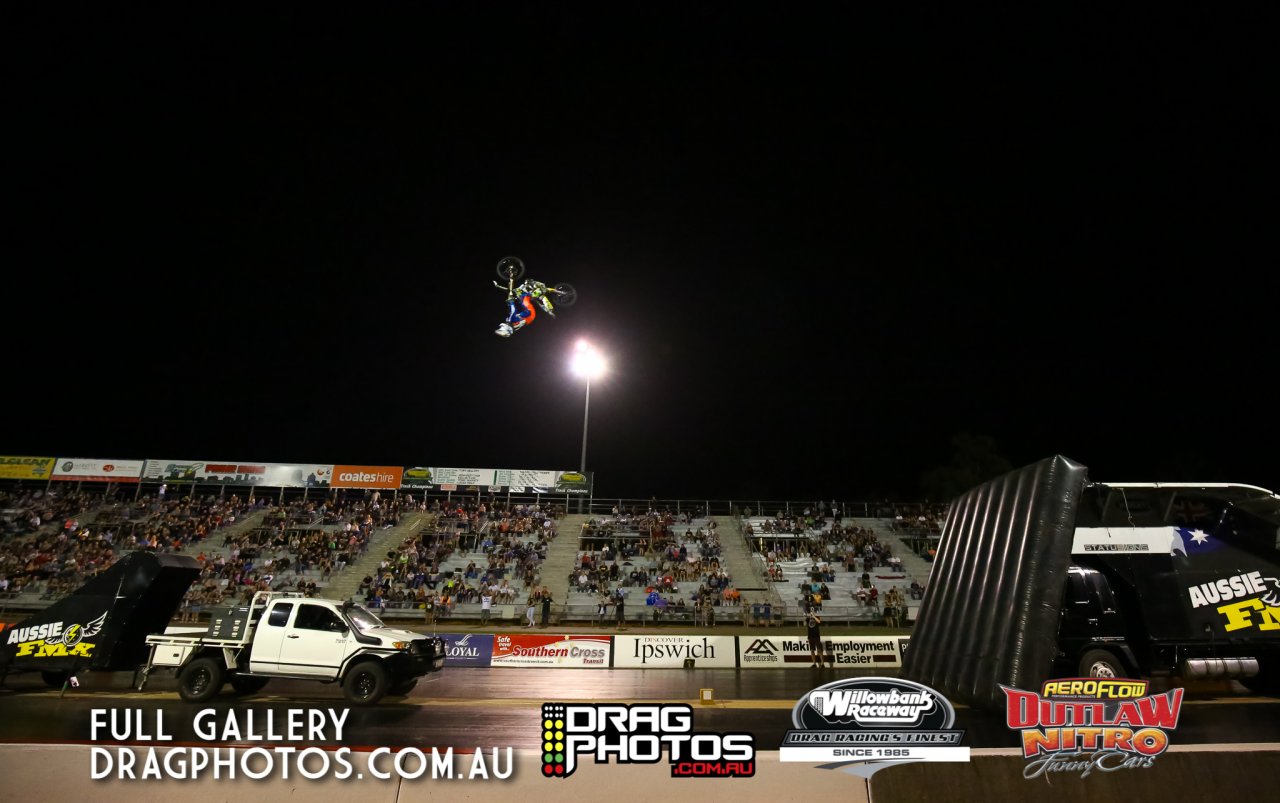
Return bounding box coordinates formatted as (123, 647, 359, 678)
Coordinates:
(554, 470, 593, 495)
(438, 634, 494, 667)
(51, 458, 144, 483)
(401, 467, 435, 489)
(425, 467, 591, 494)
(737, 635, 905, 668)
(331, 465, 403, 489)
(142, 460, 332, 487)
(432, 467, 499, 486)
(0, 456, 55, 481)
(613, 635, 737, 668)
(493, 469, 557, 488)
(490, 634, 610, 667)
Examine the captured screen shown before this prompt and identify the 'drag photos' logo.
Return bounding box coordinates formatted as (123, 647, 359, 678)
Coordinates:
(1002, 678, 1183, 780)
(540, 703, 754, 778)
(780, 677, 969, 778)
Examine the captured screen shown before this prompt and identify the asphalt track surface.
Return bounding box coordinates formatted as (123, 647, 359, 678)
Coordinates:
(1, 667, 1278, 749)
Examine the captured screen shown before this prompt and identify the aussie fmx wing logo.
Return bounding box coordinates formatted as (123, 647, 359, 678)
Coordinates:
(7, 611, 107, 658)
(1262, 577, 1280, 607)
(58, 611, 107, 647)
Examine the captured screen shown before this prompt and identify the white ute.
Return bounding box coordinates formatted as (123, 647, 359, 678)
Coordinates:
(141, 591, 446, 705)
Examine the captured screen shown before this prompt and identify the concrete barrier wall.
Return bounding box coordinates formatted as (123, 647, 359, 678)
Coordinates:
(2, 744, 1276, 803)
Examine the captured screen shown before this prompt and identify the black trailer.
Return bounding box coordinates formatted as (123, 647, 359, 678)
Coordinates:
(0, 551, 200, 687)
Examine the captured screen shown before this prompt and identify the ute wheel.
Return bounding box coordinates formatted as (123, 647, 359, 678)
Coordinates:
(41, 670, 68, 688)
(179, 657, 226, 703)
(388, 679, 418, 696)
(343, 661, 389, 705)
(229, 675, 270, 695)
(1079, 649, 1126, 679)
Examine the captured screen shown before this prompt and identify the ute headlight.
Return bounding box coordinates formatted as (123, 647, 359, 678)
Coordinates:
(392, 641, 410, 650)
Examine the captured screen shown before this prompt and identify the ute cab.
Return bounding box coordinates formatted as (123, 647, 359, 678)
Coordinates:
(144, 592, 445, 705)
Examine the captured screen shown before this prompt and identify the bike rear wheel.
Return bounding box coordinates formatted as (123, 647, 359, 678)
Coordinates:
(553, 282, 577, 307)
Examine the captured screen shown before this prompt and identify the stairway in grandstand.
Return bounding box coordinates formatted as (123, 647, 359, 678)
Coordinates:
(844, 517, 936, 582)
(843, 517, 934, 620)
(173, 508, 270, 557)
(539, 513, 591, 608)
(324, 511, 433, 602)
(715, 516, 784, 611)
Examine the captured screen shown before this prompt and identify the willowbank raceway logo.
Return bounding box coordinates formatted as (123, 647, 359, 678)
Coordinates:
(1001, 678, 1184, 780)
(780, 677, 969, 778)
(540, 703, 754, 778)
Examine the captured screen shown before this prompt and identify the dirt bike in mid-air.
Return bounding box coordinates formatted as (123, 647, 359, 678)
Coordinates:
(493, 256, 577, 337)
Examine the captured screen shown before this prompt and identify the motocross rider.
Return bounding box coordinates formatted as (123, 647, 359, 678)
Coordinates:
(495, 278, 555, 337)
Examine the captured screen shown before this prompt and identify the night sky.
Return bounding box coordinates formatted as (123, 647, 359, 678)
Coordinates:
(6, 7, 1275, 502)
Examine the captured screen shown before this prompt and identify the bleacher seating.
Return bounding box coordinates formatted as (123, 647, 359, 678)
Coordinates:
(563, 514, 746, 625)
(356, 500, 561, 622)
(741, 514, 918, 625)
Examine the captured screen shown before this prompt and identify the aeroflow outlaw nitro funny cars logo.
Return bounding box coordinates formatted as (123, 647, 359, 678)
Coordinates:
(1001, 678, 1183, 780)
(6, 611, 107, 658)
(780, 677, 969, 778)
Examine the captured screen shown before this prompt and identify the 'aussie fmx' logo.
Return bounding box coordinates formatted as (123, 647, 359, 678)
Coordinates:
(6, 612, 107, 658)
(1002, 678, 1183, 781)
(1187, 571, 1280, 633)
(780, 677, 969, 778)
(540, 702, 754, 778)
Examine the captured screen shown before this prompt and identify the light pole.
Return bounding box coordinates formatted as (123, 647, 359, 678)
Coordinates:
(571, 340, 606, 511)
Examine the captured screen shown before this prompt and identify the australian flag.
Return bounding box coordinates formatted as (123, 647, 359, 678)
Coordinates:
(1172, 526, 1226, 557)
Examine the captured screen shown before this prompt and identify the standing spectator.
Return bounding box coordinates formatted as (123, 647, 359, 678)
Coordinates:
(596, 592, 611, 626)
(614, 588, 626, 628)
(805, 611, 829, 668)
(525, 591, 537, 628)
(540, 586, 553, 627)
(480, 591, 493, 626)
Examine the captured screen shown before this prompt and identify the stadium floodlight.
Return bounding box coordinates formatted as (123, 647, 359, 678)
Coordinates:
(570, 340, 607, 475)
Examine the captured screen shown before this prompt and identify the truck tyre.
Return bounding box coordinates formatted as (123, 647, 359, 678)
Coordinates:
(1079, 649, 1126, 678)
(179, 657, 226, 703)
(388, 679, 418, 696)
(230, 675, 270, 695)
(343, 661, 389, 705)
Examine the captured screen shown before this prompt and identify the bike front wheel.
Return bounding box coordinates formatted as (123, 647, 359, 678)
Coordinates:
(496, 256, 526, 282)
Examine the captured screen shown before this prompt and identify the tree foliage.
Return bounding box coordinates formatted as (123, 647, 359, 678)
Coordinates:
(920, 432, 1013, 501)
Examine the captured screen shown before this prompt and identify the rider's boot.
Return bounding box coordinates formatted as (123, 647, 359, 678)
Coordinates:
(495, 323, 513, 337)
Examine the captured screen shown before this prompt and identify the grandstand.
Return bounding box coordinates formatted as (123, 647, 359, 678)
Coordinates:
(3, 480, 938, 632)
